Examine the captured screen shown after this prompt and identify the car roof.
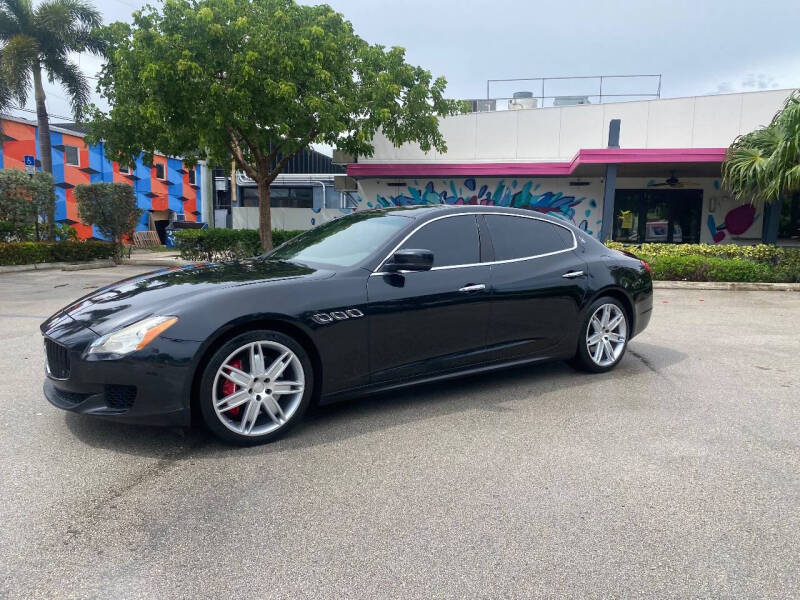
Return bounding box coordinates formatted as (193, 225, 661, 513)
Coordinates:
(374, 204, 579, 230)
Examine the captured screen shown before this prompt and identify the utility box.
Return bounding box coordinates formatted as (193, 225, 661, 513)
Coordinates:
(334, 175, 358, 192)
(332, 149, 355, 165)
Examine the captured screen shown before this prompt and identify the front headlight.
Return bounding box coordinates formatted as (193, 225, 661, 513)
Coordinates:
(86, 315, 178, 357)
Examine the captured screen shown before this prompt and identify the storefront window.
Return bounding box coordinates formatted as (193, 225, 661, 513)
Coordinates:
(613, 189, 701, 244)
(779, 192, 800, 241)
(239, 186, 314, 209)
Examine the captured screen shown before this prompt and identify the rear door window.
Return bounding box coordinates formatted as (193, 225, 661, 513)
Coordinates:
(484, 215, 574, 261)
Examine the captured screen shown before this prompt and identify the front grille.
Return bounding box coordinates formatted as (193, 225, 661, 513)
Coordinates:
(44, 338, 70, 379)
(105, 385, 137, 410)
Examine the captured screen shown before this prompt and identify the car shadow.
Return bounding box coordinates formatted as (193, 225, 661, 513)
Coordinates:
(64, 339, 688, 459)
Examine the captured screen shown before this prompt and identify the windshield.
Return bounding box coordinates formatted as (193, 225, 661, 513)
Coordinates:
(266, 212, 411, 267)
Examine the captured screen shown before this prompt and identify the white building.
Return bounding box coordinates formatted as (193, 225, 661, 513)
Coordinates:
(344, 88, 798, 245)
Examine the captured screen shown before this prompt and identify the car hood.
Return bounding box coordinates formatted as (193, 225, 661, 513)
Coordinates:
(41, 259, 329, 337)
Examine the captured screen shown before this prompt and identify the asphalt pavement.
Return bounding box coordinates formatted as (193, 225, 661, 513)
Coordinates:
(0, 266, 798, 599)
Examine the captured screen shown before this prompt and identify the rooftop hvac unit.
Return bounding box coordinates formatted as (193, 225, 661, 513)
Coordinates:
(467, 99, 496, 113)
(332, 149, 355, 165)
(508, 91, 537, 110)
(334, 175, 358, 192)
(553, 96, 591, 106)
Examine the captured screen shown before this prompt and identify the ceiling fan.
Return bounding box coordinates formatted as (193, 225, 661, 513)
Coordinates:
(649, 171, 702, 188)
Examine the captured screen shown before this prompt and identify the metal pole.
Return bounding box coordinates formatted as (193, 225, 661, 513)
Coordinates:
(599, 76, 603, 104)
(486, 80, 490, 100)
(541, 79, 545, 107)
(656, 75, 662, 98)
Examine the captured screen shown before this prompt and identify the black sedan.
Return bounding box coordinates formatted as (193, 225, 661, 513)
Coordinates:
(42, 206, 653, 445)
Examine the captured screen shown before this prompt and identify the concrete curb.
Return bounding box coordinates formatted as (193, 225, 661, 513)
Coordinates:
(62, 259, 116, 271)
(121, 257, 190, 267)
(0, 259, 116, 274)
(654, 281, 800, 292)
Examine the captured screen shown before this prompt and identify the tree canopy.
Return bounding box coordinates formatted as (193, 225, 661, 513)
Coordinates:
(89, 0, 465, 248)
(722, 90, 800, 204)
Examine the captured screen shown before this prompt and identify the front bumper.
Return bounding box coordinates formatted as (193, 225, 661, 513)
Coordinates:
(42, 334, 200, 427)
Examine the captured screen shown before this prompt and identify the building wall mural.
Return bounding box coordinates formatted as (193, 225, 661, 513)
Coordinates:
(0, 117, 201, 240)
(704, 180, 761, 244)
(356, 178, 605, 237)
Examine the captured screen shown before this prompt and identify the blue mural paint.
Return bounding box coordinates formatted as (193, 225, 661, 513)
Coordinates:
(369, 178, 601, 237)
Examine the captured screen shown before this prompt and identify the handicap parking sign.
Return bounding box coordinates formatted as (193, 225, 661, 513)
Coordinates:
(24, 155, 35, 174)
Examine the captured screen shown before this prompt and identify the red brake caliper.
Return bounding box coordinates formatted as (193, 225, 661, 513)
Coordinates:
(221, 359, 243, 417)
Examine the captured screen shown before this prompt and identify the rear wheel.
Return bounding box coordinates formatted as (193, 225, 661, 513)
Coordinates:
(570, 297, 629, 373)
(199, 330, 313, 445)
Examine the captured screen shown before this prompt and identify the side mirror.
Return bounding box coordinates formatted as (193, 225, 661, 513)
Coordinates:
(384, 249, 434, 272)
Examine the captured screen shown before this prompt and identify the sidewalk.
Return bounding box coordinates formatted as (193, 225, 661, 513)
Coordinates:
(122, 249, 191, 267)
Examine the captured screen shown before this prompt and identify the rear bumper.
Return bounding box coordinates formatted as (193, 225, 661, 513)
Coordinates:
(632, 287, 653, 337)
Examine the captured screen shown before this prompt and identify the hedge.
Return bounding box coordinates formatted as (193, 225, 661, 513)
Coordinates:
(607, 242, 800, 283)
(174, 228, 304, 261)
(0, 241, 116, 266)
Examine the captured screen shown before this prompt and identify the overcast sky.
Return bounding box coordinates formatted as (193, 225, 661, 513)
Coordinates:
(14, 0, 800, 134)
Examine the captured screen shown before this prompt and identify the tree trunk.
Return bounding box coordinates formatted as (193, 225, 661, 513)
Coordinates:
(258, 178, 274, 251)
(32, 63, 54, 240)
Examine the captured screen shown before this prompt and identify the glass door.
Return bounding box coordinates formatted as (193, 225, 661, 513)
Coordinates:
(613, 189, 702, 244)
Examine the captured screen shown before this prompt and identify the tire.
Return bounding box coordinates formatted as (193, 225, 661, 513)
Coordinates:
(570, 296, 630, 373)
(199, 330, 314, 445)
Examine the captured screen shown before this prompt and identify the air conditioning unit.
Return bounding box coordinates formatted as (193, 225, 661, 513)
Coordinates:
(466, 99, 496, 113)
(214, 176, 228, 192)
(334, 175, 358, 192)
(332, 149, 355, 165)
(553, 96, 591, 106)
(508, 91, 538, 110)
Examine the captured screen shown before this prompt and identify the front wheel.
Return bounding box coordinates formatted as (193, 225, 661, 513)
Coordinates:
(570, 297, 630, 373)
(199, 330, 313, 445)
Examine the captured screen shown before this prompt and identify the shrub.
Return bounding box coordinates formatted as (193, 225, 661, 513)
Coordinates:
(175, 228, 304, 261)
(0, 220, 35, 242)
(175, 229, 262, 261)
(272, 229, 304, 247)
(0, 241, 116, 266)
(607, 242, 800, 282)
(0, 170, 55, 240)
(74, 183, 143, 259)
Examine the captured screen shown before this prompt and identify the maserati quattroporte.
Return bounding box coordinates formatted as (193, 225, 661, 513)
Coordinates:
(42, 206, 653, 444)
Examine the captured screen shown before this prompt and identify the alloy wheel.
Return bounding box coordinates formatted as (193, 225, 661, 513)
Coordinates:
(586, 303, 627, 367)
(212, 341, 305, 436)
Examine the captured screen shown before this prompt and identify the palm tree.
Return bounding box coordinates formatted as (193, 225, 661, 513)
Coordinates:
(0, 0, 104, 236)
(722, 90, 800, 205)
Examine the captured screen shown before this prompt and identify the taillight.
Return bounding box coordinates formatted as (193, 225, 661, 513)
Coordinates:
(640, 259, 652, 275)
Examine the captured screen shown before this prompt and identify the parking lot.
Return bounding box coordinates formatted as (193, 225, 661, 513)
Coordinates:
(1, 265, 798, 599)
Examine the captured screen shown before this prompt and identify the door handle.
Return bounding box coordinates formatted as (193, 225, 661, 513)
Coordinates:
(458, 283, 486, 293)
(562, 270, 585, 279)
